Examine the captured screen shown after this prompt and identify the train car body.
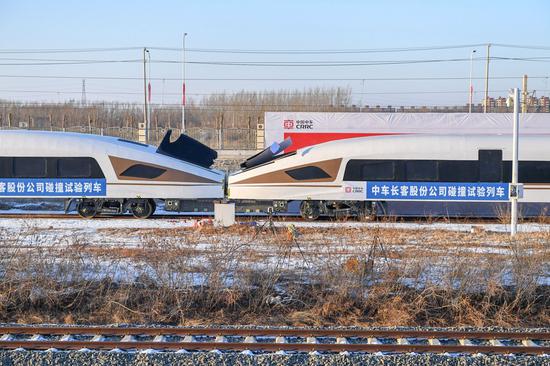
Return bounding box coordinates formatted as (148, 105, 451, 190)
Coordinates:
(0, 130, 224, 218)
(228, 134, 550, 219)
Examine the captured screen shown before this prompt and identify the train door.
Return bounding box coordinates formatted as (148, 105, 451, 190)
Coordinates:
(478, 150, 502, 182)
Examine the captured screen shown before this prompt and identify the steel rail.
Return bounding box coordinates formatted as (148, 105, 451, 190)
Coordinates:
(0, 340, 547, 354)
(0, 326, 548, 340)
(0, 326, 548, 355)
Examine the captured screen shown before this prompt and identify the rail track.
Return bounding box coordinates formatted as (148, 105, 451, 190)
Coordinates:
(0, 326, 548, 355)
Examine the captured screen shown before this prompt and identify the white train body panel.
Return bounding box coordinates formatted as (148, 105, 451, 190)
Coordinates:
(0, 130, 224, 199)
(228, 134, 550, 203)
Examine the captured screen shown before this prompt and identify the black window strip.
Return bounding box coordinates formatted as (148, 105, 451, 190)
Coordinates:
(344, 159, 550, 184)
(120, 164, 166, 179)
(285, 166, 331, 180)
(0, 157, 104, 179)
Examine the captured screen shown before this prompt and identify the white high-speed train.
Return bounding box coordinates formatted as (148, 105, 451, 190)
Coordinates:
(228, 134, 550, 219)
(4, 130, 550, 220)
(0, 130, 224, 218)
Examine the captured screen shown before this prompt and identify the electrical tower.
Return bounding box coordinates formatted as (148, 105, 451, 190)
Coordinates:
(81, 79, 87, 106)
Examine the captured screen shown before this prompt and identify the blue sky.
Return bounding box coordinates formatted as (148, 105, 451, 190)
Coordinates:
(1, 0, 549, 105)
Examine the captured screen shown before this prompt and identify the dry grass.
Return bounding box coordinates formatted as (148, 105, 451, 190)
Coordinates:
(0, 223, 548, 327)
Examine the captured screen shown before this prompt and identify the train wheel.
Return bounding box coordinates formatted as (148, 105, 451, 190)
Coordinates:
(131, 199, 156, 219)
(77, 200, 98, 219)
(300, 200, 320, 221)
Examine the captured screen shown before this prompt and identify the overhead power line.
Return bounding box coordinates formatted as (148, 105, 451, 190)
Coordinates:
(0, 47, 142, 54)
(0, 56, 549, 67)
(0, 89, 511, 96)
(0, 74, 547, 81)
(1, 43, 549, 54)
(151, 44, 489, 54)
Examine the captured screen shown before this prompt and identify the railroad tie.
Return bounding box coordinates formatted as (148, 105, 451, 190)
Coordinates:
(121, 335, 137, 342)
(178, 335, 196, 353)
(0, 334, 13, 341)
(336, 337, 348, 344)
(152, 335, 167, 342)
(459, 338, 474, 346)
(337, 337, 350, 355)
(59, 334, 74, 342)
(182, 335, 195, 343)
(215, 335, 227, 343)
(522, 339, 539, 347)
(241, 336, 256, 356)
(244, 336, 257, 343)
(275, 336, 287, 355)
(30, 334, 46, 341)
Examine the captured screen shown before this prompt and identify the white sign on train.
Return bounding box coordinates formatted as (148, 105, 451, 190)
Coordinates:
(366, 181, 509, 201)
(343, 181, 510, 202)
(265, 112, 550, 152)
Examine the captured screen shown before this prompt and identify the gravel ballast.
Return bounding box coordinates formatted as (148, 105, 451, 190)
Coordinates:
(0, 351, 548, 366)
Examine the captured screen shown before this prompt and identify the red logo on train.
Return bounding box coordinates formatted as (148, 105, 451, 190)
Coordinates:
(283, 120, 294, 129)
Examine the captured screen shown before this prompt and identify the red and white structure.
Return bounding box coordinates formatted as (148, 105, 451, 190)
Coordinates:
(264, 112, 550, 152)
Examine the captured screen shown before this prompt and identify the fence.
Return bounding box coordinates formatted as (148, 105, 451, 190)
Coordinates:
(0, 125, 259, 150)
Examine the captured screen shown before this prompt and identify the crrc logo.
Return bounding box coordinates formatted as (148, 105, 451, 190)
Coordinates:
(344, 185, 364, 194)
(283, 120, 294, 129)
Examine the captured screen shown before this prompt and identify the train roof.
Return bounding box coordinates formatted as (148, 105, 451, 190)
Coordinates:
(276, 134, 550, 165)
(294, 132, 547, 151)
(0, 129, 222, 174)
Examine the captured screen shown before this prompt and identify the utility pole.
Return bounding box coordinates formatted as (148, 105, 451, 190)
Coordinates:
(143, 48, 149, 143)
(182, 33, 188, 133)
(147, 50, 152, 141)
(510, 88, 520, 236)
(483, 44, 491, 113)
(521, 75, 529, 113)
(469, 49, 476, 113)
(81, 79, 86, 106)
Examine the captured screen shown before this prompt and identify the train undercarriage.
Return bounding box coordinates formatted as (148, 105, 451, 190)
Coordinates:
(68, 198, 384, 221)
(71, 198, 157, 219)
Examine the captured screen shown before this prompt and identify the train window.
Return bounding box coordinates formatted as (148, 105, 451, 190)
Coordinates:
(285, 166, 331, 180)
(406, 160, 438, 181)
(438, 161, 479, 182)
(501, 161, 550, 183)
(343, 160, 395, 181)
(518, 161, 550, 183)
(57, 158, 92, 178)
(361, 161, 395, 180)
(479, 150, 502, 182)
(13, 157, 47, 178)
(0, 157, 13, 178)
(121, 164, 166, 179)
